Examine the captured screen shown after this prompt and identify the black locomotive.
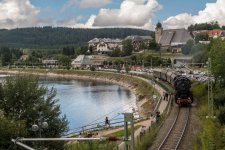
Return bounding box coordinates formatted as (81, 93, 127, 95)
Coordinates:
(153, 69, 193, 106)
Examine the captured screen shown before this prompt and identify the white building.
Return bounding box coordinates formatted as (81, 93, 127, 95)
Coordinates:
(88, 38, 123, 55)
(71, 55, 109, 69)
(42, 59, 58, 68)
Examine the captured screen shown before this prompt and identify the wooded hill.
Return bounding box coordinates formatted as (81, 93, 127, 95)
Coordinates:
(0, 27, 152, 49)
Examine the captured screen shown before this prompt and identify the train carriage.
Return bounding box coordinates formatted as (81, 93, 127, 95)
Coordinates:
(153, 69, 161, 79)
(160, 70, 168, 81)
(153, 69, 193, 106)
(166, 71, 173, 83)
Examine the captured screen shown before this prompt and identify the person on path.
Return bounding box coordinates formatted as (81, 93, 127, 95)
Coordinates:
(105, 117, 110, 128)
(140, 126, 146, 140)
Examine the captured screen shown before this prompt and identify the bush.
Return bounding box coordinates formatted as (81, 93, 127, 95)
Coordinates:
(90, 66, 96, 71)
(218, 107, 225, 125)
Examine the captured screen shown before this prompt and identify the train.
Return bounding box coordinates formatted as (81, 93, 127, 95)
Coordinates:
(153, 69, 193, 106)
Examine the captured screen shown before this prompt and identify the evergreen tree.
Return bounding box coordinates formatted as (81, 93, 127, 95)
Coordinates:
(122, 39, 133, 56)
(0, 75, 68, 149)
(210, 39, 225, 86)
(195, 33, 209, 43)
(182, 39, 194, 55)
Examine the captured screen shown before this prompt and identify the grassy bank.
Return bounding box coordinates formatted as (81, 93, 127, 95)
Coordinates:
(191, 82, 225, 150)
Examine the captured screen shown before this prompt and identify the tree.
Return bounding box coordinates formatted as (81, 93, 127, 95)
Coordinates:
(188, 22, 221, 31)
(149, 41, 160, 51)
(0, 28, 152, 49)
(0, 47, 23, 66)
(195, 33, 209, 43)
(75, 45, 88, 55)
(62, 46, 75, 56)
(182, 39, 194, 55)
(0, 116, 27, 149)
(116, 64, 122, 73)
(122, 39, 133, 56)
(218, 107, 225, 125)
(0, 47, 12, 66)
(0, 75, 68, 149)
(109, 48, 122, 57)
(125, 64, 130, 73)
(210, 39, 225, 86)
(90, 66, 96, 71)
(57, 55, 71, 69)
(191, 43, 208, 63)
(222, 26, 225, 30)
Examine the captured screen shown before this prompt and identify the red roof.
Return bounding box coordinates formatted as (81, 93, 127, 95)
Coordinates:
(208, 29, 223, 37)
(192, 29, 225, 38)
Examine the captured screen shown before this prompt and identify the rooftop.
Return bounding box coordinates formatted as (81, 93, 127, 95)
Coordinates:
(159, 28, 192, 46)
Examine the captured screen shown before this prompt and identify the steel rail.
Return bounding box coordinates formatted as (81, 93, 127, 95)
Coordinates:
(175, 107, 190, 149)
(158, 107, 190, 150)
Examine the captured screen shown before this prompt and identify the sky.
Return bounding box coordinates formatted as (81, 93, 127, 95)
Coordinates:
(0, 0, 224, 30)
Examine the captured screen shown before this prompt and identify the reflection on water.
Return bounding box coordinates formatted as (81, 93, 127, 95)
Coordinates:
(40, 78, 136, 131)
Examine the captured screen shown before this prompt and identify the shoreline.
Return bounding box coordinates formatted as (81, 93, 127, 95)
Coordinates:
(0, 68, 154, 117)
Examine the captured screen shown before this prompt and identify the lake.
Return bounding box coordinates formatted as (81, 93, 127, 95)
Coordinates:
(0, 75, 137, 133)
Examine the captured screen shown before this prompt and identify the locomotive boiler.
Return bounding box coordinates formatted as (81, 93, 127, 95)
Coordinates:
(153, 69, 193, 106)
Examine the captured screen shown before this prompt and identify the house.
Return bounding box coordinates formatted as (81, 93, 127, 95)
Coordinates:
(90, 55, 109, 66)
(88, 38, 123, 55)
(125, 35, 153, 51)
(20, 54, 29, 61)
(208, 29, 224, 38)
(71, 55, 109, 69)
(155, 22, 193, 53)
(42, 59, 58, 68)
(88, 35, 153, 54)
(71, 55, 91, 68)
(192, 29, 225, 39)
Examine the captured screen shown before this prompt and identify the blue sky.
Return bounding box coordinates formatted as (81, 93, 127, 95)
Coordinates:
(0, 0, 223, 30)
(156, 0, 216, 21)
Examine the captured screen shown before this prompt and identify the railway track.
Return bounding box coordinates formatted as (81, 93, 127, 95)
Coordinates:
(158, 107, 190, 150)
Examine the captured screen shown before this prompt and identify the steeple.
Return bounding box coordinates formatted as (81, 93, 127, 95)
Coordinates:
(155, 22, 163, 43)
(156, 22, 162, 28)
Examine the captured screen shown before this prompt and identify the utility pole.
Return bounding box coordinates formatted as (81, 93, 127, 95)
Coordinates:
(151, 57, 152, 69)
(207, 58, 215, 118)
(124, 113, 135, 150)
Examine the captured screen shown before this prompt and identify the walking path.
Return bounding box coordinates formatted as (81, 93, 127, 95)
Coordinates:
(116, 77, 170, 150)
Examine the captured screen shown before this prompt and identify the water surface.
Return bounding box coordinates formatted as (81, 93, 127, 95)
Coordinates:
(0, 75, 137, 132)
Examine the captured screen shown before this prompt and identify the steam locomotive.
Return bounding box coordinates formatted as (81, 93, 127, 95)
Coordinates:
(153, 69, 193, 106)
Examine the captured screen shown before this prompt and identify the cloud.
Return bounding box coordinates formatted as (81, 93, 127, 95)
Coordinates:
(80, 0, 112, 8)
(62, 0, 112, 11)
(0, 0, 161, 30)
(163, 0, 225, 29)
(92, 0, 162, 30)
(56, 15, 96, 28)
(0, 0, 40, 29)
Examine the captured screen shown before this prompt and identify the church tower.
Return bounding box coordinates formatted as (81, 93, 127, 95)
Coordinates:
(155, 22, 163, 43)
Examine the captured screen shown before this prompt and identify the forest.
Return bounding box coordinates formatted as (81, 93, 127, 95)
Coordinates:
(188, 21, 225, 31)
(0, 27, 152, 49)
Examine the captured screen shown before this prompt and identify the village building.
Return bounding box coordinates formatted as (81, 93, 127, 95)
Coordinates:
(155, 22, 193, 53)
(192, 29, 225, 39)
(88, 38, 123, 55)
(88, 35, 153, 55)
(191, 29, 225, 41)
(125, 35, 153, 51)
(20, 54, 29, 61)
(71, 55, 109, 69)
(42, 59, 58, 68)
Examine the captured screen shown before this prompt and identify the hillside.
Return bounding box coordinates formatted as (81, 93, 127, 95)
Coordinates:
(0, 27, 153, 49)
